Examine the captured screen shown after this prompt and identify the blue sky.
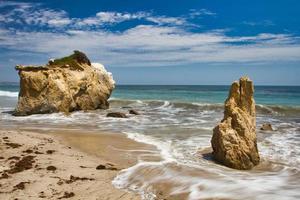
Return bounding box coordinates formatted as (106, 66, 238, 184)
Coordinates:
(0, 0, 300, 85)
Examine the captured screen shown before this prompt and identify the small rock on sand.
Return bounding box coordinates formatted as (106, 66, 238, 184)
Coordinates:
(13, 182, 30, 191)
(5, 143, 22, 149)
(58, 192, 75, 199)
(96, 164, 118, 170)
(46, 166, 57, 171)
(46, 150, 55, 154)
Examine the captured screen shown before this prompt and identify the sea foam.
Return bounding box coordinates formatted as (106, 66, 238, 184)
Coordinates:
(0, 90, 18, 97)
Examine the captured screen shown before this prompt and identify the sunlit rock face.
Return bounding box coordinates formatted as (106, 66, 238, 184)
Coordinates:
(211, 77, 260, 170)
(14, 50, 115, 116)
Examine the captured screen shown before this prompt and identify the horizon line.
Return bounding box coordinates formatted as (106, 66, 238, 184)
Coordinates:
(0, 81, 300, 87)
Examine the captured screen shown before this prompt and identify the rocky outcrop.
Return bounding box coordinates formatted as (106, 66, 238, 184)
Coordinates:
(14, 51, 115, 116)
(260, 123, 273, 131)
(106, 112, 128, 118)
(129, 109, 140, 115)
(211, 77, 260, 170)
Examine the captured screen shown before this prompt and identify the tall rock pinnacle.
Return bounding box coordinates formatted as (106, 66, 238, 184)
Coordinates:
(211, 77, 260, 170)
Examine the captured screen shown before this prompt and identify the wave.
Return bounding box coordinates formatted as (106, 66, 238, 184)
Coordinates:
(1, 94, 299, 116)
(256, 104, 300, 116)
(0, 90, 18, 97)
(109, 98, 300, 116)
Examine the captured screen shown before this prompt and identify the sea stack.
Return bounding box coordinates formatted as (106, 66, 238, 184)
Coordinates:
(211, 77, 260, 170)
(14, 50, 115, 116)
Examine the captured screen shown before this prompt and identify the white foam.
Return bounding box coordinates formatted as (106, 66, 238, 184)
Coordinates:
(91, 62, 115, 88)
(114, 154, 299, 200)
(156, 101, 171, 109)
(113, 162, 159, 200)
(259, 131, 300, 168)
(0, 90, 18, 97)
(124, 131, 175, 162)
(113, 116, 300, 200)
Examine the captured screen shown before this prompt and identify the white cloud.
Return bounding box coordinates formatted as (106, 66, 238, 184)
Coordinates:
(0, 25, 299, 67)
(72, 11, 191, 28)
(0, 2, 71, 27)
(0, 2, 204, 28)
(48, 18, 72, 27)
(146, 16, 186, 26)
(24, 10, 71, 27)
(189, 9, 216, 18)
(0, 1, 31, 9)
(0, 2, 299, 68)
(75, 11, 149, 27)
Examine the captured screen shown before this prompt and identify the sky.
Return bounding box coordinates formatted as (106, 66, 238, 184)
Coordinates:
(0, 0, 300, 85)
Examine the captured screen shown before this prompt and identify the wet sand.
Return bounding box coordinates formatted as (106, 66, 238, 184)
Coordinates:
(53, 130, 159, 169)
(0, 129, 156, 200)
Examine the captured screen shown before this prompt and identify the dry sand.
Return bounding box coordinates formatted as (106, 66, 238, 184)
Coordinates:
(0, 129, 156, 200)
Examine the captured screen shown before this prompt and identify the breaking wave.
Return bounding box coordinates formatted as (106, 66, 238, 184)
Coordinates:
(0, 90, 18, 97)
(109, 99, 300, 116)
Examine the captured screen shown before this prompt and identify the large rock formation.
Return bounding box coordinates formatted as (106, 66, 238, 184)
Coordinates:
(211, 77, 260, 170)
(14, 51, 115, 116)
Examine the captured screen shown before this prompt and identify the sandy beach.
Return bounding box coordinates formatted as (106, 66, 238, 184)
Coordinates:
(0, 129, 156, 200)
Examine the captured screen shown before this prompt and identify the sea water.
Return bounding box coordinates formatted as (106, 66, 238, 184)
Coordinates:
(0, 83, 300, 199)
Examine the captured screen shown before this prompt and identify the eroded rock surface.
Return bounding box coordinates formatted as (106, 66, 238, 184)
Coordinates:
(14, 51, 115, 116)
(211, 77, 260, 170)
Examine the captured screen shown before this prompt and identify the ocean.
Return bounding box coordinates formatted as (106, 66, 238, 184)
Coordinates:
(1, 83, 300, 199)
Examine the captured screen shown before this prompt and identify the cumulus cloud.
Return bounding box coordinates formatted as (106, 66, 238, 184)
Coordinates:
(1, 25, 299, 67)
(0, 2, 299, 68)
(75, 11, 149, 27)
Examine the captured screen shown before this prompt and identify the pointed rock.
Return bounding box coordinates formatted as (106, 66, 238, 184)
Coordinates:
(211, 77, 260, 170)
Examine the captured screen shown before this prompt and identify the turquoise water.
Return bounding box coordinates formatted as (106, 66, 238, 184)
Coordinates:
(112, 85, 300, 106)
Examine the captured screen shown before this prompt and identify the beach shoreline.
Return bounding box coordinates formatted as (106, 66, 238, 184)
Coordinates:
(0, 129, 156, 200)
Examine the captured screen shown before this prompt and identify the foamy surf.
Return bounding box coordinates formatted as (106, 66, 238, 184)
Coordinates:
(0, 90, 18, 97)
(112, 117, 300, 199)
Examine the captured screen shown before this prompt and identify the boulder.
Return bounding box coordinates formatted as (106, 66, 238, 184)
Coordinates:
(260, 123, 273, 131)
(211, 77, 260, 170)
(106, 112, 127, 118)
(129, 109, 140, 115)
(14, 50, 115, 116)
